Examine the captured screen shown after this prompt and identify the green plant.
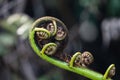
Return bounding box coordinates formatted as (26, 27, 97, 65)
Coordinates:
(29, 16, 115, 80)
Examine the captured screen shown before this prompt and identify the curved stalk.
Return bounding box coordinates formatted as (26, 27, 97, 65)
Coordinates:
(29, 29, 112, 80)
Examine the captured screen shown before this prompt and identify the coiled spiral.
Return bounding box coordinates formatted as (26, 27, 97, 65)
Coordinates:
(31, 16, 68, 56)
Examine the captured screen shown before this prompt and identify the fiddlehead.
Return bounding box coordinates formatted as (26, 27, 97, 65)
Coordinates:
(41, 43, 57, 55)
(31, 16, 68, 56)
(103, 64, 116, 80)
(80, 51, 94, 67)
(72, 51, 94, 67)
(29, 16, 115, 80)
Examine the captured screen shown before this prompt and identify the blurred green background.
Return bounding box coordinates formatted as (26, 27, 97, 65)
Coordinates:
(0, 0, 120, 80)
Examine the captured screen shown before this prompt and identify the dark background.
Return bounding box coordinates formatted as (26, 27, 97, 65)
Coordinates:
(0, 0, 120, 80)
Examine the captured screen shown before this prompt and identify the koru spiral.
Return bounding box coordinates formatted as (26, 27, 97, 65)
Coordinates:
(29, 16, 115, 80)
(30, 16, 94, 67)
(31, 16, 68, 56)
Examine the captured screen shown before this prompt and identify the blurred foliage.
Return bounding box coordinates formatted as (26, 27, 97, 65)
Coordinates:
(0, 13, 33, 56)
(38, 70, 63, 80)
(0, 0, 120, 80)
(107, 0, 120, 16)
(0, 33, 15, 55)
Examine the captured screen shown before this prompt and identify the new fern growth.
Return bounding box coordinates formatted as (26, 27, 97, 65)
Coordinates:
(29, 16, 115, 80)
